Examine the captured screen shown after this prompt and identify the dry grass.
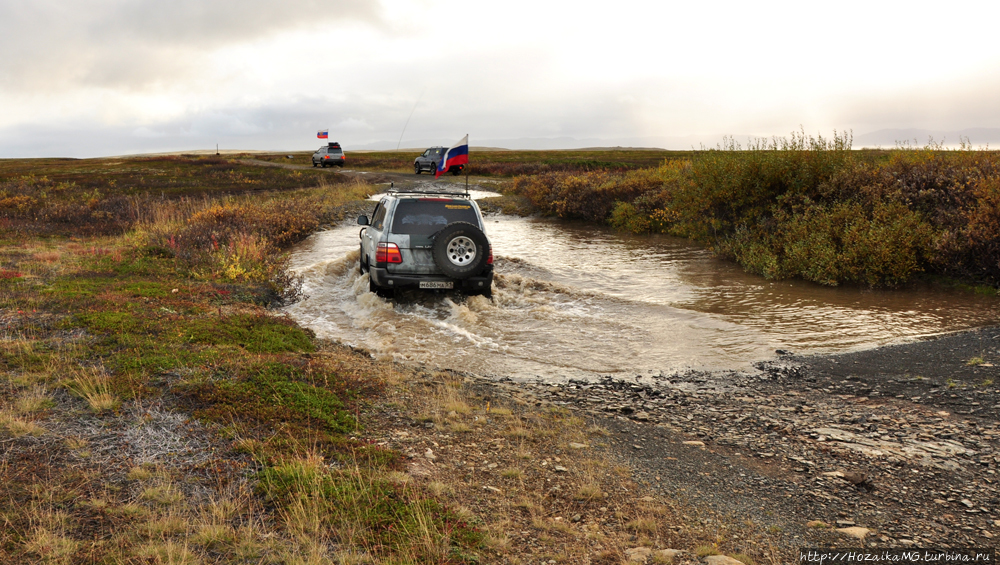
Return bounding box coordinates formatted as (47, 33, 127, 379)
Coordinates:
(627, 515, 659, 535)
(696, 544, 721, 557)
(501, 467, 524, 479)
(127, 466, 155, 482)
(140, 483, 185, 507)
(0, 411, 45, 436)
(32, 251, 61, 263)
(63, 367, 119, 413)
(24, 527, 79, 564)
(12, 386, 54, 414)
(574, 482, 605, 502)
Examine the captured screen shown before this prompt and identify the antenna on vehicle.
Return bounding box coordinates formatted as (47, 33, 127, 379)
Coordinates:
(395, 90, 424, 151)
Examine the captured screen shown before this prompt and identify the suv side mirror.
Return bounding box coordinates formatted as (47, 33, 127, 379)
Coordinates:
(357, 215, 369, 226)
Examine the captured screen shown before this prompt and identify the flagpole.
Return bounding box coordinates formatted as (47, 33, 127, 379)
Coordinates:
(465, 133, 469, 195)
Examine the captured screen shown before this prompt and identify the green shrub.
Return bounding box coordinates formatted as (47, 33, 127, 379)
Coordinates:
(511, 132, 1000, 288)
(186, 361, 356, 435)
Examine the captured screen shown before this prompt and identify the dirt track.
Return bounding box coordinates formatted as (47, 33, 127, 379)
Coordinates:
(481, 327, 1000, 552)
(241, 158, 414, 184)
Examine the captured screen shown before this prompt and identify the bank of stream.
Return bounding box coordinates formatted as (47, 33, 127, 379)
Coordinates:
(285, 200, 1000, 384)
(282, 186, 1000, 554)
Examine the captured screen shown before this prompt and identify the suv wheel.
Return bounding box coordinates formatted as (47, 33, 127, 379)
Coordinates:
(414, 163, 421, 175)
(431, 222, 489, 279)
(369, 277, 393, 299)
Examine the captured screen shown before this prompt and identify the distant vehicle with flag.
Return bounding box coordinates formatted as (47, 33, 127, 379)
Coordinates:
(312, 141, 345, 167)
(413, 135, 468, 177)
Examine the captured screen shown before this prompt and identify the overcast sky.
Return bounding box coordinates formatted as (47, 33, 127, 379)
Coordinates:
(2, 0, 999, 157)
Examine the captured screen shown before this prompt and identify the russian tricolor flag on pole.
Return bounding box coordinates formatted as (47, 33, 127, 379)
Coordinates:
(435, 134, 469, 178)
(317, 130, 329, 139)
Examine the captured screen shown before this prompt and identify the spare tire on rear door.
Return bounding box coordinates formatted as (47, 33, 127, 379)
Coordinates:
(431, 222, 489, 279)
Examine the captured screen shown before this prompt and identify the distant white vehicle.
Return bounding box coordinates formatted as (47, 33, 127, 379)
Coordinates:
(312, 142, 345, 168)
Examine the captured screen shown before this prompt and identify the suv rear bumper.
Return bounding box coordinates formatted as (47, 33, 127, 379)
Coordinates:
(369, 267, 493, 293)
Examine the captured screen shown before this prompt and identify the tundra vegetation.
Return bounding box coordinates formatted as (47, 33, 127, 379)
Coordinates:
(508, 134, 1000, 289)
(0, 157, 488, 563)
(254, 148, 684, 177)
(3, 143, 995, 562)
(0, 156, 787, 564)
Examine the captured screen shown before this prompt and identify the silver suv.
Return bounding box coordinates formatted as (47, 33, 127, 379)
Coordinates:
(312, 142, 345, 167)
(413, 146, 465, 175)
(357, 190, 493, 298)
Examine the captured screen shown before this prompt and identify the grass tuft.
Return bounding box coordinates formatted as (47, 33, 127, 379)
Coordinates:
(63, 368, 119, 413)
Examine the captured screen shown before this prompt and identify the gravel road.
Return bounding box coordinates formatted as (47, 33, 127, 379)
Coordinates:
(492, 327, 1000, 552)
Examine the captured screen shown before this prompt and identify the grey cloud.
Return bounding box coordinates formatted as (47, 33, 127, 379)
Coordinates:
(0, 83, 675, 157)
(0, 0, 383, 90)
(101, 0, 382, 46)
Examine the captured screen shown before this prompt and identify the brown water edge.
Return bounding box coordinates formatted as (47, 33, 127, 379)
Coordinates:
(283, 212, 1000, 384)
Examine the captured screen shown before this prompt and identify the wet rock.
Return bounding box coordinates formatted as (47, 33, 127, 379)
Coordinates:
(503, 359, 1000, 550)
(835, 520, 855, 527)
(705, 556, 747, 565)
(840, 471, 868, 485)
(624, 547, 651, 562)
(836, 526, 872, 540)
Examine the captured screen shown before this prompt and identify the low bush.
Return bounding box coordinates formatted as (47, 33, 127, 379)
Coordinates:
(136, 178, 371, 302)
(512, 133, 1000, 288)
(511, 163, 682, 223)
(187, 361, 356, 436)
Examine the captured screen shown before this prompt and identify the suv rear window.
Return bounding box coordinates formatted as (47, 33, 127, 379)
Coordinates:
(390, 200, 479, 235)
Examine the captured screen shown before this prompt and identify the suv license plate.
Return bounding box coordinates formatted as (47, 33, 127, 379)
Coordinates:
(419, 281, 453, 289)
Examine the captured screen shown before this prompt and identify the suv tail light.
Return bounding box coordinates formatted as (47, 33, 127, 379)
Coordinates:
(487, 245, 493, 265)
(376, 242, 402, 263)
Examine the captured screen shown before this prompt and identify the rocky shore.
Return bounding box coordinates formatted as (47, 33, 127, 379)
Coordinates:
(482, 326, 1000, 551)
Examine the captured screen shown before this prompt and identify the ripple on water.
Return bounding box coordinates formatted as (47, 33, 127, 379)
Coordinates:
(283, 214, 1000, 383)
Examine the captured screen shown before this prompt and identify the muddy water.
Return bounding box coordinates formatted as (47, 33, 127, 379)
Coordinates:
(284, 212, 1000, 382)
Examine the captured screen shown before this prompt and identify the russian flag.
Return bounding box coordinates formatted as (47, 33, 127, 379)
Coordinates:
(435, 134, 469, 178)
(317, 129, 329, 139)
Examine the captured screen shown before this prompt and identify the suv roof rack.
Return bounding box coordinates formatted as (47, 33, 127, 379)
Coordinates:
(384, 182, 470, 199)
(387, 190, 472, 199)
